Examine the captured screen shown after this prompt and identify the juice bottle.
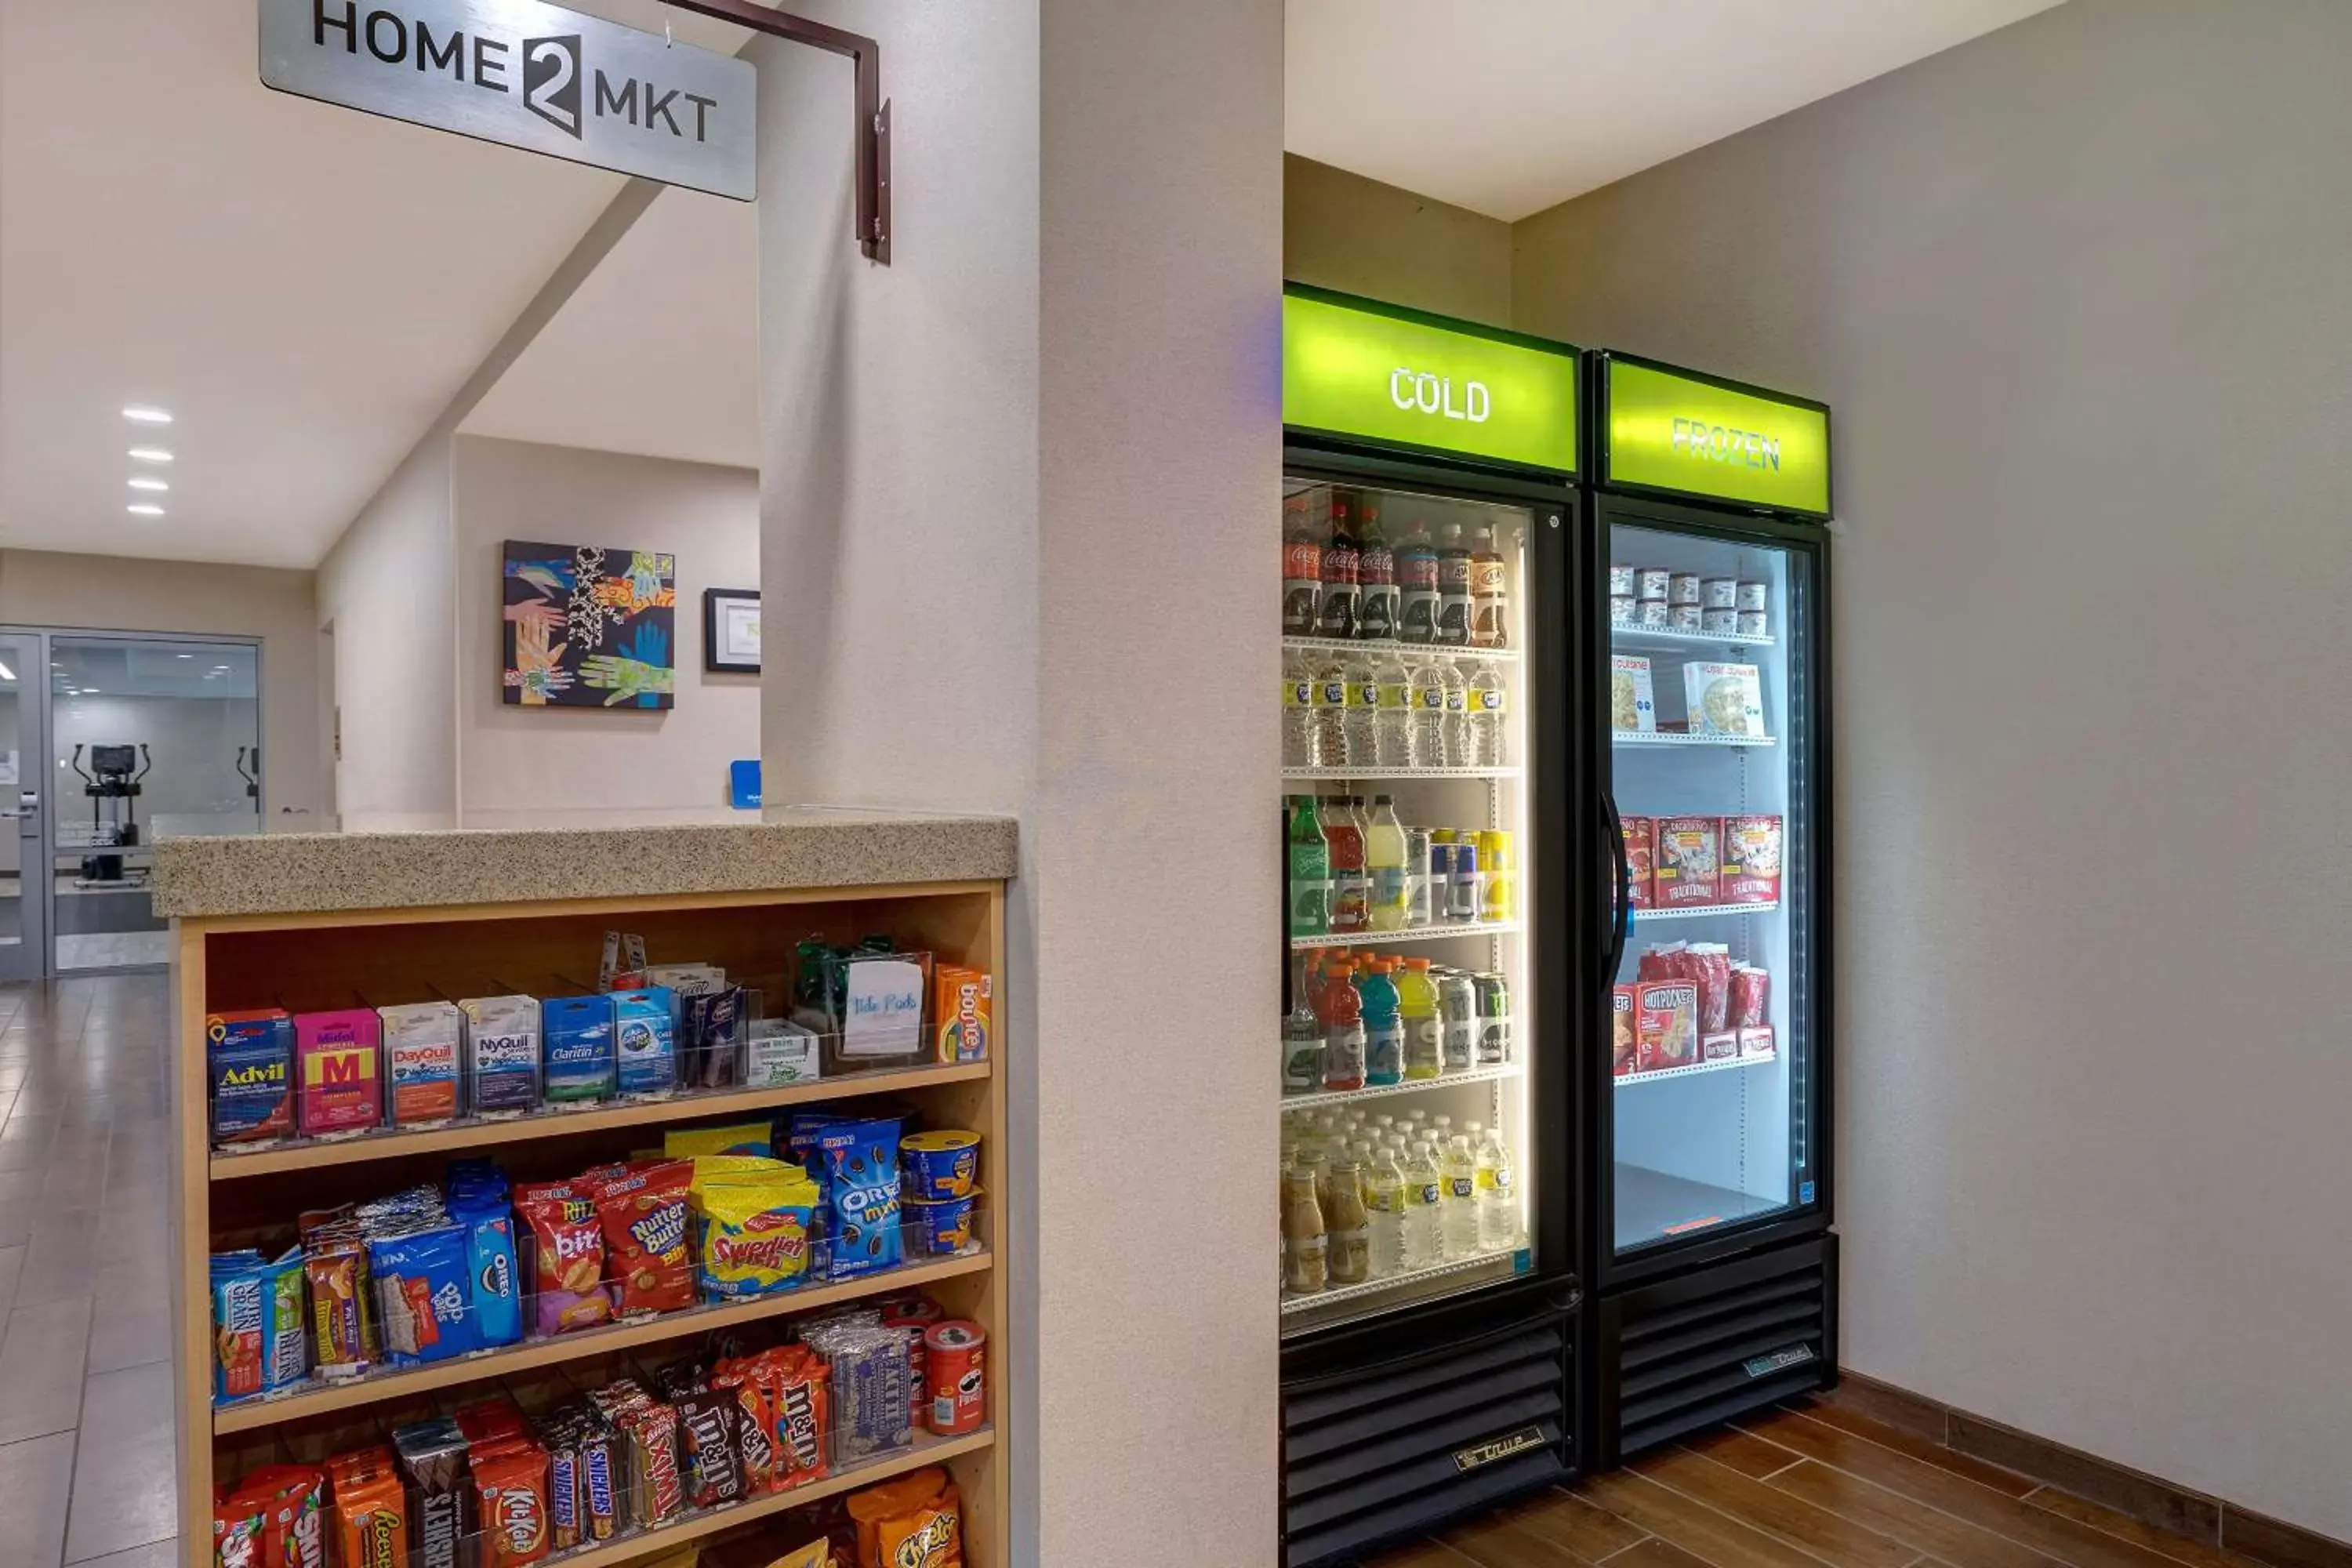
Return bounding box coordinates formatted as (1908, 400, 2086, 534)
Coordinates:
(1366, 794, 1408, 931)
(1360, 960, 1403, 1087)
(1319, 963, 1366, 1092)
(1286, 796, 1330, 938)
(1281, 1167, 1328, 1294)
(1323, 1157, 1371, 1285)
(1398, 958, 1441, 1079)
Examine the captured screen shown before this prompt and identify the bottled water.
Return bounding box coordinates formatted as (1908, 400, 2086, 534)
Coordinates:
(1410, 659, 1449, 767)
(1282, 648, 1317, 769)
(1468, 662, 1507, 768)
(1439, 1134, 1479, 1258)
(1400, 1142, 1442, 1269)
(1472, 1122, 1515, 1250)
(1342, 655, 1381, 771)
(1442, 661, 1473, 769)
(1364, 1147, 1408, 1278)
(1311, 646, 1351, 768)
(1372, 651, 1415, 767)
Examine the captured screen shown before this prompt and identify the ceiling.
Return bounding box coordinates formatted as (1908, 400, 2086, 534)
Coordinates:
(1285, 0, 2068, 220)
(0, 0, 747, 570)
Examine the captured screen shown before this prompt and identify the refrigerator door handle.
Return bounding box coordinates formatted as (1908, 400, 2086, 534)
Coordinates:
(1602, 791, 1632, 978)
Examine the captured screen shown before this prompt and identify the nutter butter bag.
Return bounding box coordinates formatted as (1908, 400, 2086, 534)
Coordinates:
(590, 1160, 695, 1316)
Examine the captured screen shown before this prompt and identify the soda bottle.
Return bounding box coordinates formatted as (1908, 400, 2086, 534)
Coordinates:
(1366, 794, 1409, 933)
(1317, 492, 1360, 641)
(1402, 1141, 1443, 1269)
(1443, 661, 1474, 768)
(1365, 1146, 1408, 1277)
(1439, 1134, 1480, 1257)
(1373, 650, 1414, 768)
(1342, 655, 1381, 770)
(1281, 647, 1317, 769)
(1311, 645, 1351, 768)
(1396, 517, 1439, 645)
(1360, 960, 1403, 1087)
(1282, 951, 1323, 1094)
(1438, 970, 1477, 1072)
(1436, 522, 1472, 647)
(1325, 796, 1368, 935)
(1468, 662, 1507, 768)
(1281, 492, 1322, 637)
(1410, 659, 1449, 766)
(1475, 972, 1512, 1065)
(1399, 957, 1441, 1079)
(1474, 1121, 1516, 1250)
(1469, 519, 1508, 648)
(1319, 964, 1366, 1092)
(1356, 500, 1398, 641)
(1285, 795, 1330, 938)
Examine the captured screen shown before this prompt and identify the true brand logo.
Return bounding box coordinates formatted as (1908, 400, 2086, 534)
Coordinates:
(1451, 1425, 1548, 1473)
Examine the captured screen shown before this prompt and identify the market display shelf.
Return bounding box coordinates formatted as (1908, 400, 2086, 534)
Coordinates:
(1610, 623, 1776, 649)
(210, 1248, 993, 1434)
(1282, 765, 1521, 781)
(1290, 919, 1519, 951)
(1632, 900, 1780, 923)
(1281, 1060, 1523, 1111)
(1283, 635, 1519, 666)
(1613, 730, 1777, 749)
(1280, 1241, 1526, 1315)
(1615, 1053, 1775, 1088)
(529, 1425, 995, 1568)
(208, 1060, 992, 1180)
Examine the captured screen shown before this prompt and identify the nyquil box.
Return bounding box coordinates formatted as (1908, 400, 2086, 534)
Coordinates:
(460, 995, 541, 1116)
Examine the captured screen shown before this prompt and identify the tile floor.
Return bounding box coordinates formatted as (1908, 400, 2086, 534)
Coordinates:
(0, 977, 178, 1568)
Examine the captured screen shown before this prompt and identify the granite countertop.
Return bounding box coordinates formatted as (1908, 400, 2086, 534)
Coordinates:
(152, 808, 1018, 918)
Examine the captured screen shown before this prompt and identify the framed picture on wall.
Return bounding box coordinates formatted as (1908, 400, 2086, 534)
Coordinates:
(704, 588, 761, 673)
(503, 541, 677, 708)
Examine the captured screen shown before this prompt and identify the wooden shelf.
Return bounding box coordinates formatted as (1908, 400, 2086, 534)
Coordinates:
(212, 1249, 993, 1434)
(209, 1062, 989, 1180)
(541, 1426, 995, 1568)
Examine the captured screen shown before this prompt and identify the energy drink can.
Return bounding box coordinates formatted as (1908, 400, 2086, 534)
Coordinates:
(1473, 973, 1512, 1066)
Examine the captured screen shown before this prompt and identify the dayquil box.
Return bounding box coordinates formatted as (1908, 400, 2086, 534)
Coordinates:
(296, 1008, 383, 1135)
(933, 966, 992, 1064)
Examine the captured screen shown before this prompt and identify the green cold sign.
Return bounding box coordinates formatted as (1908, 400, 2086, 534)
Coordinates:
(1283, 289, 1578, 474)
(1604, 357, 1830, 516)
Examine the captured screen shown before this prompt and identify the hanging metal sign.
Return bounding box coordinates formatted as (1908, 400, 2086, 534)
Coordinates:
(260, 0, 757, 201)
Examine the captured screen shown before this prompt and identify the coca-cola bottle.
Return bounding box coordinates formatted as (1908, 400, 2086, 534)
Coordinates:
(1356, 497, 1398, 642)
(1281, 492, 1322, 637)
(1317, 492, 1360, 641)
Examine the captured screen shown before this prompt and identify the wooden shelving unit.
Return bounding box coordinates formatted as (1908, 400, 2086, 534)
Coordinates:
(172, 877, 1010, 1568)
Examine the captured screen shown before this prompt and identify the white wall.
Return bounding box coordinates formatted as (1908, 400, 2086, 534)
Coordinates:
(754, 4, 1282, 1559)
(1284, 153, 1515, 326)
(452, 435, 758, 826)
(1513, 0, 2352, 1535)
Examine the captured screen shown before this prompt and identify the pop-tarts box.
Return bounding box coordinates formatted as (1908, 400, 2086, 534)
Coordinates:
(542, 994, 616, 1104)
(207, 1008, 293, 1143)
(295, 1008, 383, 1135)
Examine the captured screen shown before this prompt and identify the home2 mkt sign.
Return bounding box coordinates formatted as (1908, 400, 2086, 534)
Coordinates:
(1283, 289, 1578, 474)
(1603, 357, 1830, 517)
(260, 0, 755, 200)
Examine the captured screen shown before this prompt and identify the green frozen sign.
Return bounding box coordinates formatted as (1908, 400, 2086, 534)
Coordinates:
(1283, 288, 1578, 474)
(1602, 356, 1831, 516)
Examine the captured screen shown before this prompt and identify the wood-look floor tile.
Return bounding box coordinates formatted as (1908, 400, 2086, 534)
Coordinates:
(2027, 1490, 2269, 1568)
(1633, 1446, 1916, 1568)
(1445, 1487, 1648, 1566)
(1738, 1414, 2189, 1568)
(64, 1363, 178, 1561)
(1953, 1419, 2220, 1543)
(1682, 1426, 1806, 1481)
(1605, 1540, 1720, 1568)
(0, 1432, 78, 1568)
(1574, 1469, 1838, 1568)
(1370, 1541, 1484, 1568)
(1761, 1460, 2060, 1568)
(0, 1294, 92, 1444)
(1773, 1404, 2038, 1498)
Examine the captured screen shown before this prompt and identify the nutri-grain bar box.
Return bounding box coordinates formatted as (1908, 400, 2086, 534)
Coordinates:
(1721, 815, 1784, 906)
(1653, 816, 1722, 908)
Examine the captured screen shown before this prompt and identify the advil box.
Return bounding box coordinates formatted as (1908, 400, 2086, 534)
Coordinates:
(296, 1009, 383, 1136)
(933, 966, 992, 1064)
(208, 1008, 294, 1143)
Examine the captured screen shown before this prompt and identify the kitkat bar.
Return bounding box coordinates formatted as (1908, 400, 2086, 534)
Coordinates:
(1621, 816, 1655, 909)
(1721, 815, 1784, 906)
(1653, 816, 1722, 908)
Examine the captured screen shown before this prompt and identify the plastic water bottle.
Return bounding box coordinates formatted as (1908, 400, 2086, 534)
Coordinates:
(1342, 655, 1381, 770)
(1401, 1142, 1442, 1269)
(1410, 659, 1449, 766)
(1475, 1122, 1516, 1250)
(1442, 661, 1473, 768)
(1282, 648, 1317, 768)
(1468, 662, 1507, 768)
(1372, 651, 1415, 767)
(1312, 646, 1351, 768)
(1365, 1147, 1407, 1277)
(1360, 960, 1403, 1086)
(1439, 1134, 1480, 1258)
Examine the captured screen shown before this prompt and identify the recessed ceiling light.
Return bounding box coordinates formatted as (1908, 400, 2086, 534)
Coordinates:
(176, 653, 193, 659)
(122, 405, 172, 424)
(128, 477, 169, 492)
(128, 448, 172, 463)
(126, 503, 164, 516)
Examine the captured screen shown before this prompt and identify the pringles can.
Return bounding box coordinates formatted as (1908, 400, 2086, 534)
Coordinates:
(925, 1321, 987, 1435)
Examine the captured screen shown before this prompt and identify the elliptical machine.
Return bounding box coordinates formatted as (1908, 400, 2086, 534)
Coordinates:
(71, 742, 150, 882)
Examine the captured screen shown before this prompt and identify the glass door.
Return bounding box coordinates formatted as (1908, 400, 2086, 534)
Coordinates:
(1603, 510, 1820, 1261)
(1279, 474, 1555, 1334)
(0, 634, 47, 983)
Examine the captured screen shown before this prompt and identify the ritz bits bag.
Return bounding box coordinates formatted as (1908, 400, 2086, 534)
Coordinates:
(845, 1467, 963, 1568)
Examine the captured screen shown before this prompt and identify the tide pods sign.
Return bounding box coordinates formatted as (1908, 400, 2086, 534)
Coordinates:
(1283, 288, 1578, 475)
(1602, 355, 1831, 517)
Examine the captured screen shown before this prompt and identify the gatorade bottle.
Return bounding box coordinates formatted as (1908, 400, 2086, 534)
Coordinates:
(1286, 796, 1330, 938)
(1361, 960, 1403, 1087)
(1319, 962, 1366, 1092)
(1399, 958, 1441, 1079)
(1366, 794, 1408, 932)
(1325, 797, 1368, 935)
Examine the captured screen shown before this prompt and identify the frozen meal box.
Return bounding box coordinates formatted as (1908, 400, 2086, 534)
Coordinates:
(1609, 655, 1656, 733)
(1684, 662, 1766, 738)
(1722, 815, 1784, 906)
(1610, 985, 1635, 1077)
(1635, 981, 1698, 1073)
(1700, 1030, 1740, 1062)
(1738, 1025, 1777, 1060)
(1621, 816, 1655, 909)
(1653, 816, 1722, 908)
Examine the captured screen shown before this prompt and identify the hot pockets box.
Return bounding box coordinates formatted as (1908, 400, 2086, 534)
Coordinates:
(208, 1009, 294, 1144)
(541, 996, 616, 1105)
(296, 1009, 383, 1136)
(1634, 981, 1698, 1073)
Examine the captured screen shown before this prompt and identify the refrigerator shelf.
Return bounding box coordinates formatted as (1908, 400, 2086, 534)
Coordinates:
(1283, 635, 1519, 666)
(1610, 623, 1777, 650)
(1290, 919, 1519, 950)
(1615, 1052, 1776, 1088)
(1279, 1240, 1526, 1315)
(1281, 765, 1522, 781)
(1632, 900, 1780, 923)
(1613, 730, 1777, 749)
(1281, 1060, 1522, 1111)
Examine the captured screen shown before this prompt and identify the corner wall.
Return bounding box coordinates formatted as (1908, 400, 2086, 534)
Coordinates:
(1511, 0, 2352, 1535)
(1284, 154, 1513, 325)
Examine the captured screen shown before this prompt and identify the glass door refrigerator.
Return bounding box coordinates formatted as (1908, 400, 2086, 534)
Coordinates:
(1276, 285, 1582, 1567)
(1581, 351, 1838, 1465)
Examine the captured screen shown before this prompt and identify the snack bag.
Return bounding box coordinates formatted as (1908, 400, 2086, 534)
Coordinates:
(689, 1159, 820, 1298)
(674, 1391, 745, 1509)
(367, 1224, 476, 1364)
(817, 1120, 904, 1280)
(326, 1453, 406, 1568)
(380, 1001, 463, 1127)
(519, 1194, 612, 1335)
(235, 1466, 326, 1568)
(473, 1442, 552, 1568)
(767, 1544, 833, 1568)
(612, 987, 678, 1098)
(461, 995, 543, 1116)
(771, 1347, 830, 1486)
(710, 1361, 778, 1494)
(663, 1123, 775, 1160)
(216, 1490, 267, 1568)
(590, 1159, 696, 1316)
(542, 995, 617, 1105)
(1730, 965, 1771, 1029)
(931, 967, 991, 1064)
(295, 1009, 383, 1136)
(208, 1009, 295, 1145)
(847, 1467, 962, 1568)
